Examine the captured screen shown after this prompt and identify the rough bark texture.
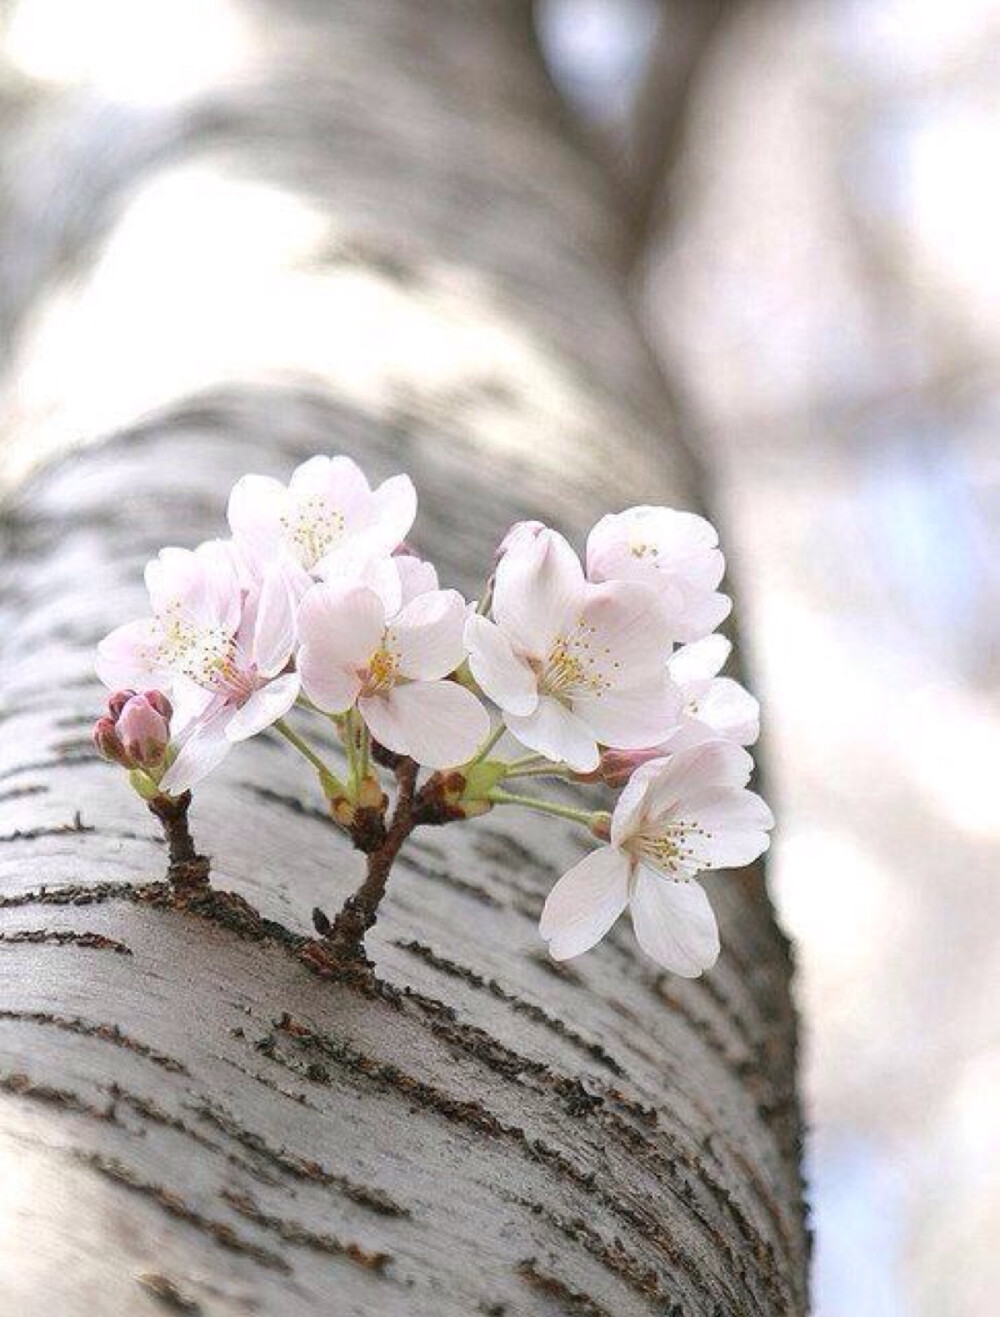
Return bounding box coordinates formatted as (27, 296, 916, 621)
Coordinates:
(0, 3, 807, 1314)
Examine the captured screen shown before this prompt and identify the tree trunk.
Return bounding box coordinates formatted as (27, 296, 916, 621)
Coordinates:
(0, 3, 807, 1314)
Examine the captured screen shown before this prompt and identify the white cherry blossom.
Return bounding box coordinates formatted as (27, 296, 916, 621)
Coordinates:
(540, 740, 773, 975)
(586, 506, 731, 644)
(227, 454, 416, 595)
(297, 580, 489, 768)
(96, 540, 300, 792)
(465, 528, 680, 773)
(667, 634, 759, 749)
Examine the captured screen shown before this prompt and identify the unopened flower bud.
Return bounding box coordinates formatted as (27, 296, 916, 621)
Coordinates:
(95, 690, 172, 772)
(107, 689, 137, 720)
(590, 746, 662, 789)
(117, 694, 171, 769)
(93, 715, 129, 766)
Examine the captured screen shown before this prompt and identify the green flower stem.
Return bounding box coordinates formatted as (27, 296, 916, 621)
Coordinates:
(357, 720, 371, 783)
(487, 789, 599, 829)
(466, 722, 506, 769)
(275, 719, 345, 794)
(503, 764, 573, 781)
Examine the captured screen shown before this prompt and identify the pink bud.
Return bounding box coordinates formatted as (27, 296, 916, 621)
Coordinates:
(143, 690, 173, 721)
(116, 694, 171, 769)
(107, 689, 137, 719)
(495, 520, 546, 563)
(93, 715, 129, 766)
(593, 746, 662, 789)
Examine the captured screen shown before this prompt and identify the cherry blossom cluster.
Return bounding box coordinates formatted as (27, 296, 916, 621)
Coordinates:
(94, 454, 772, 975)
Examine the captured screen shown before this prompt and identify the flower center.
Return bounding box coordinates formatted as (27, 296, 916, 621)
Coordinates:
(627, 531, 658, 562)
(537, 620, 616, 704)
(630, 820, 710, 877)
(360, 636, 400, 696)
(155, 606, 258, 706)
(280, 495, 346, 568)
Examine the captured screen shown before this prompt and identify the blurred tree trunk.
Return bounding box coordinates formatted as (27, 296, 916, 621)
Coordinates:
(0, 3, 807, 1314)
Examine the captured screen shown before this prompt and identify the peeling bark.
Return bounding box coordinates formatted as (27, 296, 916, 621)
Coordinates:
(0, 3, 806, 1314)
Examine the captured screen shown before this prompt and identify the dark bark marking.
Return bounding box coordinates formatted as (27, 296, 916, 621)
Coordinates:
(135, 1273, 202, 1314)
(220, 1189, 392, 1273)
(0, 928, 132, 954)
(75, 1151, 290, 1272)
(191, 1097, 409, 1219)
(0, 1009, 188, 1075)
(394, 938, 627, 1077)
(517, 1259, 613, 1317)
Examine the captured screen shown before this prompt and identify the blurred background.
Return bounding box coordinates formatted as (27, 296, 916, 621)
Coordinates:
(538, 1, 1000, 1312)
(0, 2, 997, 1313)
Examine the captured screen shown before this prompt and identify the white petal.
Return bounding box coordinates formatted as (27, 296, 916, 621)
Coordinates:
(95, 618, 162, 689)
(637, 741, 754, 825)
(227, 473, 287, 556)
(696, 677, 760, 746)
(315, 548, 403, 616)
(160, 719, 233, 793)
(297, 583, 381, 712)
(493, 529, 584, 658)
(574, 676, 683, 750)
(540, 847, 630, 960)
(669, 634, 731, 686)
(611, 765, 654, 846)
(504, 696, 599, 772)
(679, 787, 774, 869)
(579, 579, 673, 685)
(297, 581, 384, 669)
(630, 869, 720, 976)
(395, 554, 439, 605)
(370, 473, 418, 552)
(360, 680, 489, 768)
(252, 569, 297, 677)
(674, 591, 732, 644)
(393, 589, 467, 680)
(225, 673, 301, 742)
(465, 614, 538, 716)
(290, 454, 370, 517)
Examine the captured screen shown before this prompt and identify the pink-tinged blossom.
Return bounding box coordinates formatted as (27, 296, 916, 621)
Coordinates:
(465, 529, 681, 773)
(666, 634, 759, 749)
(297, 581, 489, 769)
(227, 454, 416, 594)
(586, 506, 731, 644)
(95, 541, 300, 792)
(93, 690, 173, 770)
(540, 740, 773, 975)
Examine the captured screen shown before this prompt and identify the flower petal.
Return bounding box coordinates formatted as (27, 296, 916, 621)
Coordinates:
(227, 473, 286, 556)
(160, 718, 234, 793)
(95, 618, 162, 689)
(493, 529, 584, 658)
(695, 677, 760, 746)
(252, 569, 298, 677)
(465, 614, 538, 716)
(579, 579, 673, 686)
(504, 696, 599, 772)
(370, 473, 418, 552)
(297, 582, 383, 712)
(225, 673, 301, 742)
(669, 634, 731, 686)
(677, 787, 774, 869)
(540, 847, 630, 960)
(393, 589, 467, 680)
(395, 553, 439, 605)
(574, 676, 683, 750)
(630, 869, 720, 976)
(360, 680, 489, 768)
